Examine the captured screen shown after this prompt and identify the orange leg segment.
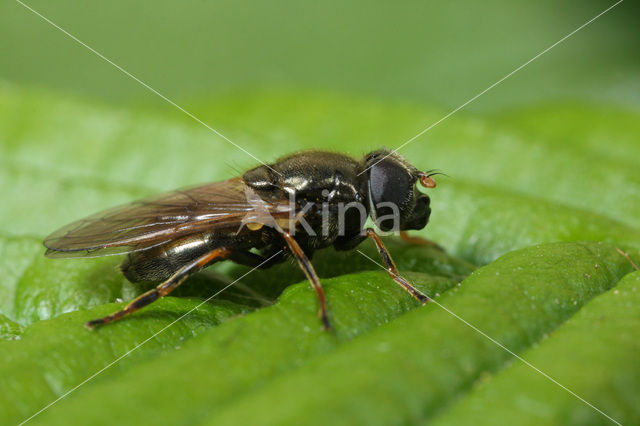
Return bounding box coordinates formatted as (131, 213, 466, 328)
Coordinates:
(86, 247, 231, 329)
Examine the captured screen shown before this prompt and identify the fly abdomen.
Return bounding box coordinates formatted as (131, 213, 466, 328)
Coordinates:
(121, 234, 216, 283)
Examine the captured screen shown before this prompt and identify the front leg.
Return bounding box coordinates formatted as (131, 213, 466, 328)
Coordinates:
(366, 228, 430, 304)
(399, 231, 444, 251)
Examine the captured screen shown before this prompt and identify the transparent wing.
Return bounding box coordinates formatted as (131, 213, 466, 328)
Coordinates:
(44, 178, 294, 258)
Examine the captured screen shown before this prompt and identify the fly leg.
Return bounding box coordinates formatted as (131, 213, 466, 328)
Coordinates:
(366, 228, 430, 304)
(280, 232, 331, 330)
(86, 247, 232, 329)
(399, 230, 443, 251)
(228, 250, 285, 269)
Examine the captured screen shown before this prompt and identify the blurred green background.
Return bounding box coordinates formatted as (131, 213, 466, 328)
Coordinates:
(2, 0, 639, 112)
(2, 1, 640, 425)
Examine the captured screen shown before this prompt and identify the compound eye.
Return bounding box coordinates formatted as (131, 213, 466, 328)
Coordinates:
(369, 158, 413, 208)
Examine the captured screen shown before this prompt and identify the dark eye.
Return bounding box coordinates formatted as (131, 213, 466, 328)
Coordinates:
(368, 158, 413, 208)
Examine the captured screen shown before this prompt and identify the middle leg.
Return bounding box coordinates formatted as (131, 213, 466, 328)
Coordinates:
(280, 232, 331, 330)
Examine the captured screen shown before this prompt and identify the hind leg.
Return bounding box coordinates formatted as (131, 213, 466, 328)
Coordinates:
(226, 249, 285, 269)
(86, 247, 231, 329)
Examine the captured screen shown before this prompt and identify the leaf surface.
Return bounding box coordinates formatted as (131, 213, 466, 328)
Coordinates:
(0, 84, 639, 425)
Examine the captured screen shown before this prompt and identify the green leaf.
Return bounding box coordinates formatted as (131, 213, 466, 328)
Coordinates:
(28, 242, 639, 426)
(0, 298, 248, 424)
(0, 314, 23, 340)
(429, 270, 640, 426)
(196, 242, 638, 426)
(1, 83, 639, 425)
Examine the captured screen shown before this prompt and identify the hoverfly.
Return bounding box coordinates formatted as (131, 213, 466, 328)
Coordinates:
(44, 149, 438, 330)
